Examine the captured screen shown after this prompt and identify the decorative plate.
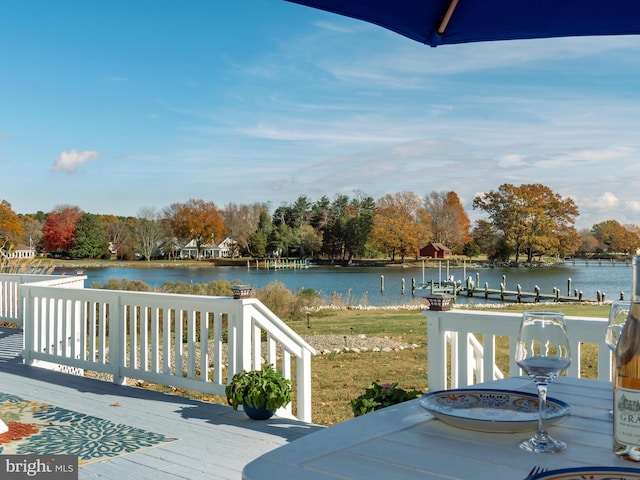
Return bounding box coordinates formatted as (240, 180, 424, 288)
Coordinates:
(529, 466, 640, 479)
(418, 388, 570, 433)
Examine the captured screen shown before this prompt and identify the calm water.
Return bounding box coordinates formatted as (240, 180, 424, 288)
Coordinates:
(56, 260, 632, 307)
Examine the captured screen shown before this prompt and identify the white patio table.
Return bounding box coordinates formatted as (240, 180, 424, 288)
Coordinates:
(243, 376, 635, 480)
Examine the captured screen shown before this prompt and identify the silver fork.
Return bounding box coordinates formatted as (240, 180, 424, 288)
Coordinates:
(526, 466, 548, 478)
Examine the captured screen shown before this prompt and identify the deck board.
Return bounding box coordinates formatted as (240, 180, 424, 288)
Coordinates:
(0, 327, 323, 479)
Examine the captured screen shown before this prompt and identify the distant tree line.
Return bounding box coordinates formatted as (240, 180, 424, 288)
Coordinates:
(1, 183, 639, 264)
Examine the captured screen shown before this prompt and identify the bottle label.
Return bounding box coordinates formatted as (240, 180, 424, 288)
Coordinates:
(615, 387, 640, 447)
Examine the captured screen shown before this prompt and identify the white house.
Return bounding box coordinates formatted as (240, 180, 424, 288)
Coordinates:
(7, 243, 35, 259)
(176, 239, 219, 259)
(175, 237, 238, 259)
(218, 237, 238, 258)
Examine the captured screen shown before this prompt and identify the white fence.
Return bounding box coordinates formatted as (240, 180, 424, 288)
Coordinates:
(426, 309, 611, 391)
(1, 274, 316, 422)
(0, 274, 86, 326)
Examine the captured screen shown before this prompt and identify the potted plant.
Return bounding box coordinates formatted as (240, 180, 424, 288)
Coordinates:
(351, 381, 422, 417)
(225, 364, 292, 420)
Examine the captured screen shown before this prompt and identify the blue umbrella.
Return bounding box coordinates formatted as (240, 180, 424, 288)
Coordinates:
(285, 0, 640, 47)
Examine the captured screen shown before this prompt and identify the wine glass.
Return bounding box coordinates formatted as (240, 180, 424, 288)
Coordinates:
(606, 300, 631, 353)
(516, 311, 571, 453)
(605, 300, 630, 415)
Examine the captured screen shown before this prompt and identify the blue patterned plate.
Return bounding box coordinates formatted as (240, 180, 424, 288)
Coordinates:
(529, 466, 640, 479)
(419, 388, 570, 433)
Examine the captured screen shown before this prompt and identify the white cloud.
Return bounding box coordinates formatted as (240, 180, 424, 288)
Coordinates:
(51, 150, 100, 173)
(581, 192, 621, 211)
(538, 146, 635, 168)
(599, 192, 620, 208)
(499, 154, 525, 168)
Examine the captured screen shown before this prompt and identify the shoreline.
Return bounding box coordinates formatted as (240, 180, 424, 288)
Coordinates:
(33, 256, 630, 271)
(22, 256, 559, 270)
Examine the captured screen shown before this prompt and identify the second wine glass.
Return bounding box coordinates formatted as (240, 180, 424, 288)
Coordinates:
(606, 300, 631, 353)
(516, 311, 571, 453)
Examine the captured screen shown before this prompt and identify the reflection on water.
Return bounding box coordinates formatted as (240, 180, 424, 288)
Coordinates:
(57, 261, 632, 307)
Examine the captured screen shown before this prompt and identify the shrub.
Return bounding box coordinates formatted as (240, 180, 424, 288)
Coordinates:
(351, 381, 422, 417)
(91, 278, 151, 291)
(157, 280, 234, 296)
(256, 282, 320, 321)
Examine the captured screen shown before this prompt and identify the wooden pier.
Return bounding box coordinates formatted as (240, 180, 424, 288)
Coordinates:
(248, 258, 310, 270)
(459, 283, 599, 303)
(413, 278, 612, 304)
(410, 258, 627, 304)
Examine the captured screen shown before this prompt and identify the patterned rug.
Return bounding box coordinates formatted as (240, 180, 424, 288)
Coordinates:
(0, 392, 177, 465)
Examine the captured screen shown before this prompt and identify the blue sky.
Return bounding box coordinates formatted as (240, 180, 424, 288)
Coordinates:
(1, 0, 639, 230)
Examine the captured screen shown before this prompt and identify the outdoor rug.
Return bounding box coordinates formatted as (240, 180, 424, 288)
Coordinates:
(0, 392, 177, 465)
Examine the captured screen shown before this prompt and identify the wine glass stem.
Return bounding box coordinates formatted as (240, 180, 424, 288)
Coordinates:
(536, 382, 549, 441)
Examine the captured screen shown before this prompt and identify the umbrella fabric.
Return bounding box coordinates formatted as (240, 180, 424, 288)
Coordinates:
(285, 0, 640, 47)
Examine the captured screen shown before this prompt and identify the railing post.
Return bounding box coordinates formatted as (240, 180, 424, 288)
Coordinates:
(296, 347, 313, 423)
(228, 300, 252, 378)
(426, 312, 447, 391)
(111, 293, 127, 385)
(20, 285, 35, 365)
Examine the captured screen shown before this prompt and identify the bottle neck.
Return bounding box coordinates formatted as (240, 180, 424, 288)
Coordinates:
(633, 256, 640, 303)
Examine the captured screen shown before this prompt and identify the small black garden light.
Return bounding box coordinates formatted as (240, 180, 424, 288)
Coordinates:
(426, 293, 454, 311)
(231, 284, 254, 299)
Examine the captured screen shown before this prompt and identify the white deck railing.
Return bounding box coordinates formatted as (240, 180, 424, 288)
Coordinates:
(1, 274, 316, 422)
(0, 273, 86, 326)
(425, 309, 611, 392)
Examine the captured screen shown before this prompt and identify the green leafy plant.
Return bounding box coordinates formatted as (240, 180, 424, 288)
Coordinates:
(225, 364, 292, 412)
(350, 381, 422, 417)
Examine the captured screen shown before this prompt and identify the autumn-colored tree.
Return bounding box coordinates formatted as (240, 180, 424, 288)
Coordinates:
(592, 220, 640, 254)
(168, 199, 226, 258)
(41, 205, 84, 255)
(473, 184, 579, 263)
(424, 191, 471, 249)
(0, 200, 25, 256)
(372, 192, 432, 262)
(624, 224, 640, 254)
(554, 224, 582, 259)
(578, 228, 600, 254)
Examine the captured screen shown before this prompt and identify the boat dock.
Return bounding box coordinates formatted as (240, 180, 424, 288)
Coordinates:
(413, 277, 612, 304)
(248, 258, 310, 270)
(410, 259, 620, 304)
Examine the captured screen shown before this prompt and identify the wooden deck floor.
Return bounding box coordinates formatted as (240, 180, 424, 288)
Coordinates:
(0, 327, 323, 479)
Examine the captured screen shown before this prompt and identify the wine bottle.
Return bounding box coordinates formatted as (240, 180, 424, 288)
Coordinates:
(614, 255, 640, 461)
